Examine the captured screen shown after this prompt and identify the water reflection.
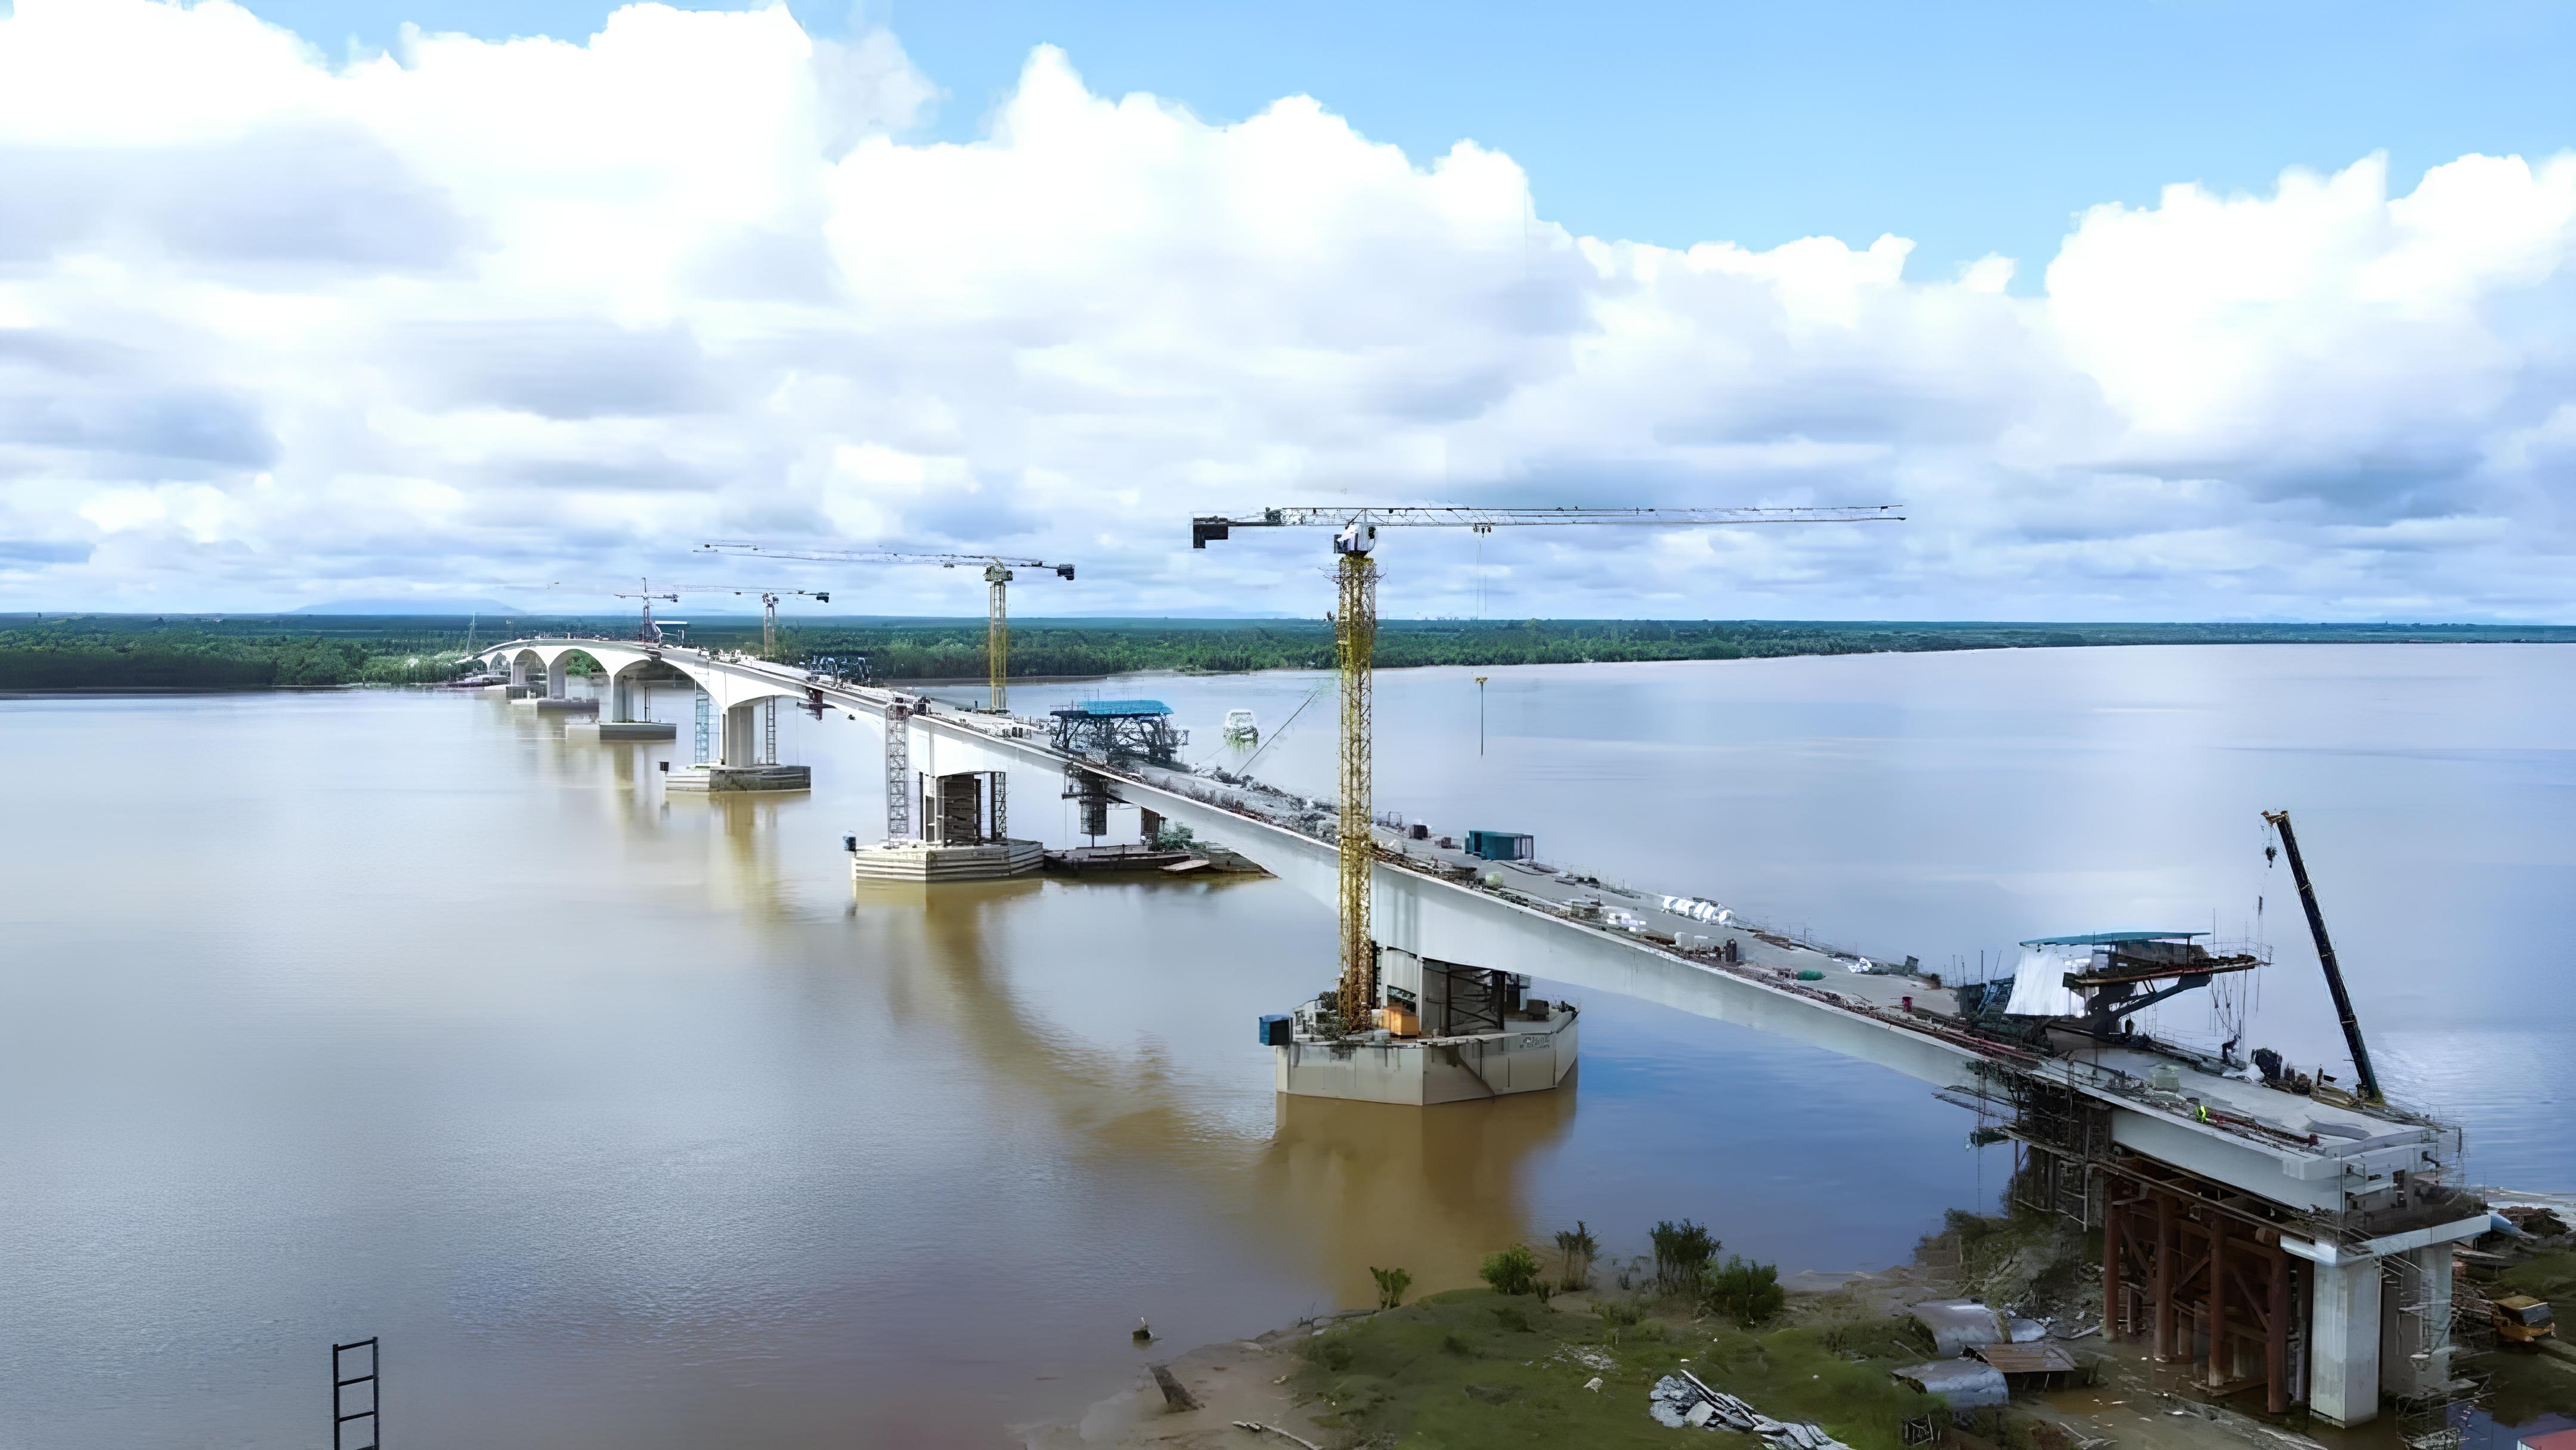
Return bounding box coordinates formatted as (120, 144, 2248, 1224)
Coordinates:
(1259, 1086, 1581, 1304)
(852, 877, 1583, 1308)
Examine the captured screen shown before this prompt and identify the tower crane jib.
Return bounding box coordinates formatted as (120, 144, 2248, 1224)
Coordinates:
(503, 579, 829, 649)
(695, 542, 1075, 712)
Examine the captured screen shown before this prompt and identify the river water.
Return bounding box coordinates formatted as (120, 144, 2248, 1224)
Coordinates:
(1, 645, 2568, 1445)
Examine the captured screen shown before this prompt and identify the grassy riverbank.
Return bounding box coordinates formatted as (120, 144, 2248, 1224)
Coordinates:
(1293, 1288, 1942, 1449)
(5, 614, 2567, 690)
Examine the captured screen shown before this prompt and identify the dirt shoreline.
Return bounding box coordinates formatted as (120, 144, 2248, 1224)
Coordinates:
(1015, 1320, 1337, 1450)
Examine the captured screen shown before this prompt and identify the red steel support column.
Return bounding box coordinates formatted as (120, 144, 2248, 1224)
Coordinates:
(2153, 1191, 2175, 1361)
(2103, 1192, 2125, 1339)
(2266, 1247, 2291, 1415)
(2208, 1215, 2230, 1387)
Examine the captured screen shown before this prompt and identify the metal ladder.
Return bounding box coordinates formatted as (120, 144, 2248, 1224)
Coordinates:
(332, 1337, 379, 1449)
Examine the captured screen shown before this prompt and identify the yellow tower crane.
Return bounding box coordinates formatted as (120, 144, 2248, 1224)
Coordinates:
(1191, 503, 1903, 1036)
(696, 543, 1075, 712)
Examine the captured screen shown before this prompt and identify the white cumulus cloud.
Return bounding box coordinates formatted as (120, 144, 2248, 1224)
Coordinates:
(1, 0, 2572, 619)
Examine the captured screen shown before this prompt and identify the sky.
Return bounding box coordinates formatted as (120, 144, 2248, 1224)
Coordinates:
(2, 0, 2573, 619)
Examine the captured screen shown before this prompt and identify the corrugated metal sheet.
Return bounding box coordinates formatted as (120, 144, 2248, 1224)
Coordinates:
(1909, 1300, 2005, 1357)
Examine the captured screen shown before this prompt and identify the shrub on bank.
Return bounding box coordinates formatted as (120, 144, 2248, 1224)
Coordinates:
(1479, 1245, 1541, 1296)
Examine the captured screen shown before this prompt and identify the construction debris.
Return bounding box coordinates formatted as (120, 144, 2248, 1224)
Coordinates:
(1230, 1422, 1323, 1450)
(1648, 1372, 1853, 1448)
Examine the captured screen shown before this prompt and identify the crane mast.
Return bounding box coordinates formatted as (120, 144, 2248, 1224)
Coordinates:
(1193, 501, 1903, 1037)
(1333, 529, 1378, 1029)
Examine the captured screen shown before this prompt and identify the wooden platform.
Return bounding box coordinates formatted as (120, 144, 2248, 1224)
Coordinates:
(1044, 844, 1196, 873)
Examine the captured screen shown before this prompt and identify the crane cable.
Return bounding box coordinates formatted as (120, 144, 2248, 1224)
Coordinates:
(1208, 676, 1332, 776)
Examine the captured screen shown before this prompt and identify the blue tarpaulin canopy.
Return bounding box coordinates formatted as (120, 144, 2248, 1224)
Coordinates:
(1051, 699, 1171, 718)
(2018, 930, 2205, 947)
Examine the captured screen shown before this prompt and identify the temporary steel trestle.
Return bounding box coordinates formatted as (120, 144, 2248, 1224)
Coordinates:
(2100, 1160, 2307, 1416)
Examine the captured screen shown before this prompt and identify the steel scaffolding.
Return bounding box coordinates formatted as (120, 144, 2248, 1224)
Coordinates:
(883, 699, 912, 839)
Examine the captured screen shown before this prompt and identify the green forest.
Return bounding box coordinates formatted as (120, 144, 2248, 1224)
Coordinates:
(2, 612, 2568, 691)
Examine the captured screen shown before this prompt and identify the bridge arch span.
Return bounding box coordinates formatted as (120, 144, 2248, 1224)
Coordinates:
(485, 639, 821, 765)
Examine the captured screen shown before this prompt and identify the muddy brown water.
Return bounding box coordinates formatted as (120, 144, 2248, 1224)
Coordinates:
(2, 645, 2568, 1443)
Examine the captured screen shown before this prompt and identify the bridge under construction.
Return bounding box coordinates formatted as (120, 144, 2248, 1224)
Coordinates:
(479, 632, 2489, 1430)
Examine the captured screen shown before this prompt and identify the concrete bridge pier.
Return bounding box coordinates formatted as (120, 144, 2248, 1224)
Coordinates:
(2306, 1250, 2382, 1426)
(533, 652, 596, 714)
(670, 696, 806, 793)
(2283, 1223, 2477, 1427)
(599, 665, 676, 741)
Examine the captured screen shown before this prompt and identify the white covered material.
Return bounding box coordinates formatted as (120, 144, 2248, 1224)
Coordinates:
(2004, 944, 2091, 1017)
(1659, 895, 1729, 924)
(1910, 1299, 2007, 1356)
(1894, 1360, 2009, 1410)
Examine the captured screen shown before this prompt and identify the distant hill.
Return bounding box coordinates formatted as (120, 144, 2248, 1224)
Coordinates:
(290, 597, 526, 615)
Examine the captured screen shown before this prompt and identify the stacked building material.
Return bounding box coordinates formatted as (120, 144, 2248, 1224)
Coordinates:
(1647, 1372, 1852, 1448)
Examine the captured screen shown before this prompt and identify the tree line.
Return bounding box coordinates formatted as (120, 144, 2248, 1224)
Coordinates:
(4, 613, 2567, 690)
